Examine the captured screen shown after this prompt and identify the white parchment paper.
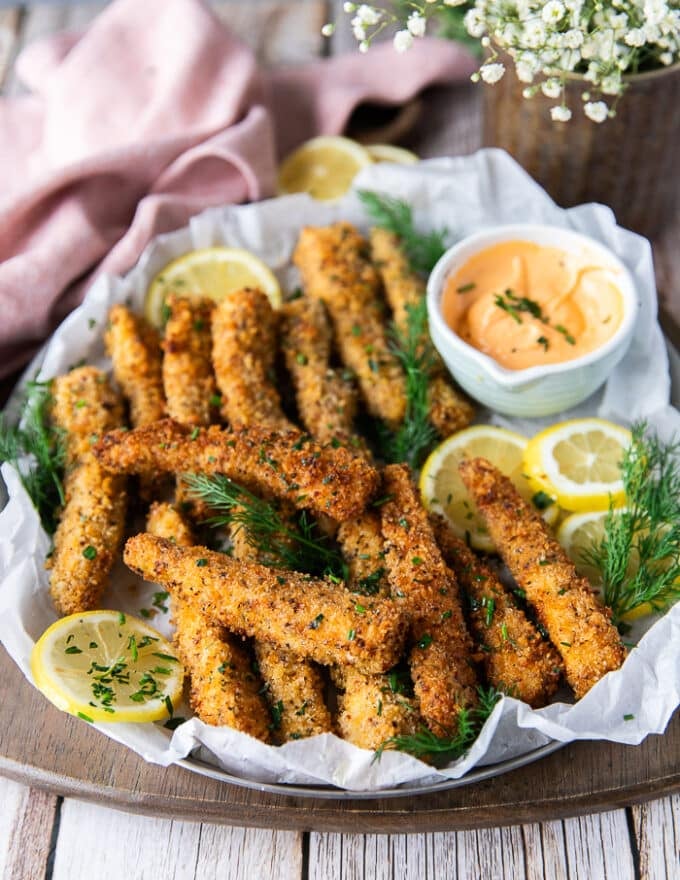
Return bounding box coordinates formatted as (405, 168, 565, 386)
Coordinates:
(1, 149, 679, 792)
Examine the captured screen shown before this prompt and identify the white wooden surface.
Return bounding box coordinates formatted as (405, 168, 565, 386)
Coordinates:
(0, 2, 678, 879)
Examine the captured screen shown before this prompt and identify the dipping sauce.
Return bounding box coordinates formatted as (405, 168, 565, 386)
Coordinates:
(441, 240, 624, 370)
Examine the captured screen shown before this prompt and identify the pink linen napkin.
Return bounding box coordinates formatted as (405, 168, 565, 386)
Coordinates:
(0, 0, 475, 379)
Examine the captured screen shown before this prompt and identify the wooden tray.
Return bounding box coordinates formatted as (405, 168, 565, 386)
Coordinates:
(0, 644, 678, 832)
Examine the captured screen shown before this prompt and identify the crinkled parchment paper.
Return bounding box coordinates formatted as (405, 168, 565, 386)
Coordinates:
(2, 149, 679, 792)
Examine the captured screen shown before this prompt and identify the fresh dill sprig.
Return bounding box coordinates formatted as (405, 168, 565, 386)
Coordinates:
(380, 299, 438, 469)
(357, 190, 448, 276)
(580, 422, 680, 624)
(183, 473, 348, 580)
(374, 686, 502, 766)
(0, 379, 65, 534)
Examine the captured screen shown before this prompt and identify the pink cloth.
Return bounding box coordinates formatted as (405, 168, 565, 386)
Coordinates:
(0, 0, 475, 378)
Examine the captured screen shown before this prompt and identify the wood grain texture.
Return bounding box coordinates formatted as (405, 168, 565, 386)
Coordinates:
(0, 777, 59, 880)
(632, 794, 680, 880)
(51, 798, 303, 880)
(562, 811, 636, 879)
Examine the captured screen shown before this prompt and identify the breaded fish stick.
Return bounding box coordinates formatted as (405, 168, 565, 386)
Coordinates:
(459, 458, 626, 699)
(254, 641, 331, 742)
(431, 515, 562, 707)
(162, 296, 217, 427)
(49, 367, 126, 616)
(293, 223, 406, 427)
(212, 288, 294, 431)
(335, 510, 419, 750)
(369, 228, 474, 437)
(95, 420, 379, 522)
(380, 464, 478, 734)
(124, 535, 406, 674)
(280, 297, 362, 449)
(146, 503, 272, 740)
(105, 305, 165, 426)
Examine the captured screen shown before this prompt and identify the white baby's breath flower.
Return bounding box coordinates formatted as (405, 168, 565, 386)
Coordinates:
(601, 73, 622, 94)
(359, 40, 369, 53)
(541, 78, 562, 98)
(464, 8, 486, 38)
(479, 62, 506, 84)
(343, 2, 356, 12)
(407, 12, 427, 38)
(562, 28, 584, 48)
(516, 59, 536, 82)
(584, 101, 609, 122)
(624, 27, 646, 46)
(550, 105, 572, 121)
(352, 19, 366, 41)
(393, 30, 414, 52)
(321, 23, 335, 37)
(542, 1, 566, 25)
(524, 21, 547, 49)
(660, 51, 674, 64)
(644, 0, 669, 25)
(355, 4, 382, 26)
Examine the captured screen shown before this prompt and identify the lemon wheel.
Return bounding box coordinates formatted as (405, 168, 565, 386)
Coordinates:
(523, 418, 631, 512)
(145, 247, 281, 328)
(277, 136, 372, 201)
(419, 425, 559, 553)
(365, 144, 419, 165)
(31, 611, 185, 724)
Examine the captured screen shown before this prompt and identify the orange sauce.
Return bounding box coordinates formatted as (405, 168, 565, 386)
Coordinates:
(442, 240, 624, 370)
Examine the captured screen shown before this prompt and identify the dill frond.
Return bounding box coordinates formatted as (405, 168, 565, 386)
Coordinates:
(357, 190, 448, 276)
(580, 422, 680, 624)
(183, 472, 348, 580)
(0, 379, 65, 534)
(380, 299, 438, 468)
(374, 686, 502, 766)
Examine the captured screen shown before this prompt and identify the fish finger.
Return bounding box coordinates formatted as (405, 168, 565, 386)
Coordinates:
(94, 420, 379, 522)
(369, 227, 474, 437)
(123, 534, 406, 674)
(49, 367, 126, 616)
(105, 305, 165, 427)
(146, 502, 272, 740)
(380, 464, 478, 734)
(162, 295, 217, 427)
(212, 288, 294, 431)
(293, 223, 406, 426)
(459, 457, 626, 698)
(431, 514, 562, 707)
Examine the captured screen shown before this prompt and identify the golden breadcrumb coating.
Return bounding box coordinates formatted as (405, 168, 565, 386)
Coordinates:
(105, 305, 165, 427)
(293, 223, 406, 427)
(212, 288, 294, 431)
(49, 367, 126, 616)
(123, 535, 407, 674)
(335, 508, 420, 749)
(336, 510, 390, 599)
(162, 295, 217, 427)
(369, 227, 474, 437)
(380, 464, 478, 734)
(254, 641, 332, 742)
(459, 457, 626, 699)
(431, 515, 563, 707)
(145, 502, 272, 740)
(50, 366, 124, 463)
(94, 419, 379, 522)
(280, 297, 363, 449)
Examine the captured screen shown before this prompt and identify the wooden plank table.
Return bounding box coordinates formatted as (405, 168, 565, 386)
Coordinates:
(0, 2, 679, 878)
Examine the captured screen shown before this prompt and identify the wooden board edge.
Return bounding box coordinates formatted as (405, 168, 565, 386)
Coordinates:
(0, 753, 678, 834)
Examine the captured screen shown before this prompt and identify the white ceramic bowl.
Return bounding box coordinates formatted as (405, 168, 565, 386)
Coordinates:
(426, 224, 639, 418)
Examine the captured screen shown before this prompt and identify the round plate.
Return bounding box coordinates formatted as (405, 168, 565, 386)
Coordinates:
(178, 740, 565, 800)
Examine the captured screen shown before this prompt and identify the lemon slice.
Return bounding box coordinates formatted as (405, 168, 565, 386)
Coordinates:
(420, 425, 559, 553)
(557, 510, 655, 621)
(30, 611, 184, 724)
(365, 144, 419, 165)
(277, 135, 373, 201)
(523, 418, 631, 512)
(145, 247, 282, 328)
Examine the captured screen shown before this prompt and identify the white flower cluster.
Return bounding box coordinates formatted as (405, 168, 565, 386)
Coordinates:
(329, 0, 680, 122)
